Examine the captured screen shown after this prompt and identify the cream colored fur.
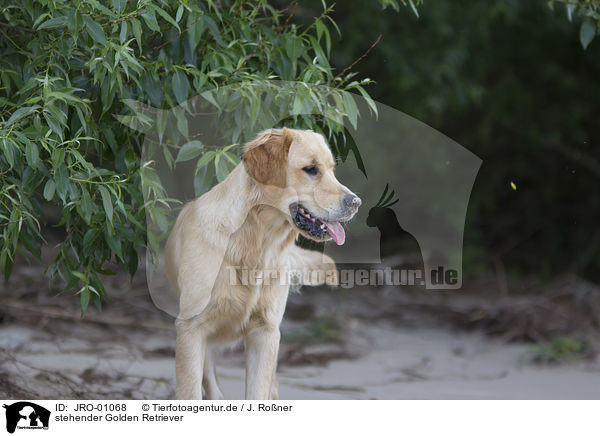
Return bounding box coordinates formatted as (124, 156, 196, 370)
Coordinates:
(165, 128, 360, 400)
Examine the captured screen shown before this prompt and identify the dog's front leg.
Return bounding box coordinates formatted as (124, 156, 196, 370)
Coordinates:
(175, 319, 207, 400)
(244, 324, 280, 400)
(269, 371, 279, 400)
(203, 345, 224, 400)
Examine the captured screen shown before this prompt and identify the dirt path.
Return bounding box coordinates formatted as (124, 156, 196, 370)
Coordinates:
(1, 302, 599, 399)
(1, 258, 599, 399)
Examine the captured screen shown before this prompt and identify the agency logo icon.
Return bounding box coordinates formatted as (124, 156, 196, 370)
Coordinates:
(2, 402, 50, 434)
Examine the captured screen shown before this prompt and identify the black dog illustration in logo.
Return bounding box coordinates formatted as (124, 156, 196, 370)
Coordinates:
(3, 402, 50, 434)
(366, 184, 424, 273)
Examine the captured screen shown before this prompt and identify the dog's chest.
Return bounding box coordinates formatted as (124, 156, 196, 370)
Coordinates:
(213, 212, 295, 338)
(212, 273, 290, 342)
(239, 265, 290, 319)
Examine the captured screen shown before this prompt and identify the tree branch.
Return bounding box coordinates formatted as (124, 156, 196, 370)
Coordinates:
(335, 34, 382, 79)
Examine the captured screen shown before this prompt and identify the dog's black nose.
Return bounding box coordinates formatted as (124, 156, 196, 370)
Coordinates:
(343, 194, 362, 209)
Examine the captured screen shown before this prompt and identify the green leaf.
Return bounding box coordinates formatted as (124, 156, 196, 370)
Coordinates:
(175, 5, 184, 23)
(43, 112, 64, 140)
(32, 12, 51, 29)
(93, 294, 103, 312)
(316, 20, 331, 55)
(176, 140, 204, 162)
(286, 36, 304, 61)
(0, 249, 14, 283)
(37, 16, 68, 30)
(1, 140, 15, 167)
(5, 106, 39, 125)
(407, 0, 419, 17)
(119, 21, 128, 43)
(580, 18, 596, 50)
(83, 229, 98, 251)
(54, 163, 69, 201)
(112, 0, 126, 14)
(196, 150, 216, 168)
(79, 188, 93, 224)
(84, 16, 107, 45)
(379, 0, 400, 11)
(151, 207, 169, 232)
(201, 91, 221, 110)
(142, 10, 161, 32)
(194, 160, 214, 196)
(203, 15, 225, 46)
(43, 179, 56, 201)
(127, 247, 139, 276)
(342, 91, 358, 129)
(80, 286, 90, 315)
(566, 4, 575, 22)
(214, 152, 235, 183)
(309, 35, 329, 67)
(173, 71, 190, 103)
(356, 86, 378, 116)
(292, 92, 305, 114)
(187, 12, 205, 52)
(86, 0, 114, 16)
(348, 138, 367, 177)
(21, 227, 41, 260)
(175, 107, 188, 138)
(25, 141, 40, 169)
(98, 185, 113, 224)
(132, 19, 143, 54)
(153, 5, 180, 31)
(73, 271, 89, 283)
(51, 148, 65, 169)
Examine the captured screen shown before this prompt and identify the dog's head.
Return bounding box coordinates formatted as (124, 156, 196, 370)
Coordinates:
(243, 128, 361, 245)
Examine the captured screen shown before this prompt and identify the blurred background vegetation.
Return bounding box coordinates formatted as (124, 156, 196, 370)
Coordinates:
(301, 0, 600, 286)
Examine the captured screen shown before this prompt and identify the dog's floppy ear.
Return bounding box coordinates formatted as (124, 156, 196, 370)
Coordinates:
(242, 128, 293, 188)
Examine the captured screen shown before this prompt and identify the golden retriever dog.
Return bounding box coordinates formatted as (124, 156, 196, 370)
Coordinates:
(165, 128, 361, 400)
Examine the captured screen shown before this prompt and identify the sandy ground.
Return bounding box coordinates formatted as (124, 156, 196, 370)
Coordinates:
(1, 270, 599, 400)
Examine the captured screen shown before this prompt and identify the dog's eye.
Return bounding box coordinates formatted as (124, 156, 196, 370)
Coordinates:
(302, 165, 318, 176)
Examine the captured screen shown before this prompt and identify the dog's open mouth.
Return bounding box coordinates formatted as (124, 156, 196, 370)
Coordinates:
(289, 203, 346, 245)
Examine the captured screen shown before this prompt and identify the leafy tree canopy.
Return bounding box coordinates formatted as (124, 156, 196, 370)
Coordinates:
(0, 0, 415, 312)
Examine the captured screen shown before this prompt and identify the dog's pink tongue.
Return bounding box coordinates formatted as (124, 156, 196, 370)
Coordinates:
(324, 222, 345, 245)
